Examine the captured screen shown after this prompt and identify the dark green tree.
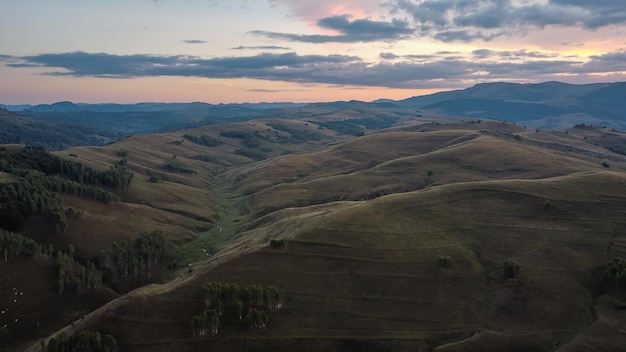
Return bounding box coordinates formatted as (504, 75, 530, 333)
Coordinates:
(503, 258, 520, 279)
(437, 255, 453, 269)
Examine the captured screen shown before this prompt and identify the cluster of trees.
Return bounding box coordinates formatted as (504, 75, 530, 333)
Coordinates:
(266, 122, 320, 143)
(219, 131, 253, 139)
(438, 255, 453, 269)
(182, 134, 223, 147)
(191, 309, 220, 336)
(57, 247, 102, 295)
(0, 172, 66, 232)
(114, 149, 128, 157)
(1, 145, 133, 189)
(45, 330, 118, 352)
(162, 159, 197, 174)
(269, 239, 287, 249)
(0, 146, 129, 233)
(242, 138, 260, 149)
(600, 257, 626, 290)
(54, 231, 169, 295)
(314, 116, 399, 136)
(245, 308, 269, 330)
(191, 154, 220, 164)
(191, 282, 286, 336)
(0, 169, 119, 233)
(0, 229, 53, 261)
(234, 149, 265, 161)
(98, 230, 169, 279)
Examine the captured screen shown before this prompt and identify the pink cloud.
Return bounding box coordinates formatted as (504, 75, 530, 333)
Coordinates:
(271, 0, 383, 22)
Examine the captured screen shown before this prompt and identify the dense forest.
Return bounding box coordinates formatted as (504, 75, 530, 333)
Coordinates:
(0, 146, 132, 233)
(0, 109, 120, 151)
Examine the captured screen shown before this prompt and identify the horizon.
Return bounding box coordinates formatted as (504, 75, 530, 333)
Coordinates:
(2, 79, 622, 107)
(1, 1, 625, 105)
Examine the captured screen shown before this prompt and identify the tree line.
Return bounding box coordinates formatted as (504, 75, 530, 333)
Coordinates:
(0, 229, 54, 261)
(45, 330, 118, 352)
(56, 230, 170, 295)
(182, 134, 223, 147)
(191, 281, 286, 336)
(0, 145, 133, 189)
(98, 230, 169, 280)
(0, 146, 129, 233)
(57, 246, 102, 295)
(0, 169, 119, 233)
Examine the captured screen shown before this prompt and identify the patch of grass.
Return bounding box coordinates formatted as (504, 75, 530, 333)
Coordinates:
(176, 171, 239, 267)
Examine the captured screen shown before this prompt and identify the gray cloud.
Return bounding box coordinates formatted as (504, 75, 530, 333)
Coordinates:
(232, 45, 291, 50)
(580, 51, 626, 73)
(3, 50, 623, 89)
(386, 0, 626, 42)
(472, 49, 560, 59)
(183, 40, 207, 44)
(250, 15, 414, 43)
(380, 52, 399, 60)
(549, 0, 626, 28)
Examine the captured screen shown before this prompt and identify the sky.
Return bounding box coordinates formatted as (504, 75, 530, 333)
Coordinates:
(1, 0, 625, 104)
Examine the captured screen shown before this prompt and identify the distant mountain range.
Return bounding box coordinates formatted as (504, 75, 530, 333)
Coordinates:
(395, 81, 626, 130)
(0, 101, 305, 113)
(2, 81, 626, 150)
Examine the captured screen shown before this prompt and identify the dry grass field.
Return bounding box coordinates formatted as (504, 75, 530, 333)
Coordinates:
(7, 114, 626, 351)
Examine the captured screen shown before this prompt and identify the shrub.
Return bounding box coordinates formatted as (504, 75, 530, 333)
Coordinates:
(600, 257, 626, 291)
(503, 258, 520, 279)
(437, 255, 452, 269)
(270, 239, 287, 249)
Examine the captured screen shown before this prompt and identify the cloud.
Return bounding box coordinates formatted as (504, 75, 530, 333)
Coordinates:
(183, 40, 207, 44)
(7, 50, 616, 89)
(268, 0, 382, 22)
(250, 15, 414, 43)
(386, 0, 626, 42)
(252, 1, 626, 46)
(380, 52, 399, 60)
(232, 45, 290, 50)
(472, 49, 560, 59)
(580, 51, 626, 73)
(549, 0, 626, 28)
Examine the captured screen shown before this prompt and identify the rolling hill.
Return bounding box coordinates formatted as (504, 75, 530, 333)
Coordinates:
(2, 109, 625, 351)
(3, 81, 626, 151)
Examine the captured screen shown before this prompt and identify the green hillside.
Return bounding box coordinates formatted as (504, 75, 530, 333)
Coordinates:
(4, 114, 626, 351)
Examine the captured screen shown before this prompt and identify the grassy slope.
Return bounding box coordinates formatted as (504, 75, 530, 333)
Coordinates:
(16, 117, 626, 351)
(49, 171, 626, 352)
(2, 116, 356, 350)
